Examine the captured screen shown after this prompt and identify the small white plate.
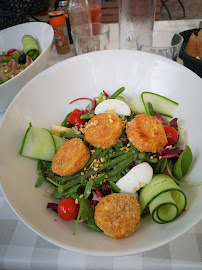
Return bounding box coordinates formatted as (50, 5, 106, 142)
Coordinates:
(0, 50, 202, 256)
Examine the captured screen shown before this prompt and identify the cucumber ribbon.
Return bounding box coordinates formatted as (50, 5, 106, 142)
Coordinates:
(139, 174, 187, 224)
(22, 35, 40, 60)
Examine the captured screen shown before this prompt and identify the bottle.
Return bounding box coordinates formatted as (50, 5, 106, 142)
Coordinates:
(49, 11, 70, 54)
(88, 0, 101, 23)
(58, 1, 73, 44)
(68, 0, 92, 36)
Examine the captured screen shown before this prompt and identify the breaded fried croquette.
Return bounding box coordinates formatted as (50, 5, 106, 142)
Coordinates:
(185, 29, 202, 59)
(51, 138, 90, 176)
(126, 114, 167, 153)
(84, 112, 123, 149)
(94, 193, 141, 239)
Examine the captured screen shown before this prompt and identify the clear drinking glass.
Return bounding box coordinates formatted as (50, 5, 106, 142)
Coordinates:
(137, 31, 183, 61)
(71, 23, 110, 55)
(119, 0, 156, 50)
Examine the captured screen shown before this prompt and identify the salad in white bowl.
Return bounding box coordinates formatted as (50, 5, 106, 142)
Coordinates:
(20, 87, 200, 239)
(0, 50, 202, 256)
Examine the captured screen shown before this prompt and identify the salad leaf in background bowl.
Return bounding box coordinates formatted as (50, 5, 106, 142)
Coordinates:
(0, 50, 202, 256)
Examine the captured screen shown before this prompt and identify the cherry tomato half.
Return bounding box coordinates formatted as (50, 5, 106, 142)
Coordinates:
(164, 126, 178, 146)
(7, 49, 20, 56)
(57, 198, 79, 220)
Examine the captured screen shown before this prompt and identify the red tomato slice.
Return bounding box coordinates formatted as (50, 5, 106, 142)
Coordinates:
(164, 126, 178, 146)
(68, 109, 88, 128)
(7, 49, 20, 56)
(57, 198, 79, 220)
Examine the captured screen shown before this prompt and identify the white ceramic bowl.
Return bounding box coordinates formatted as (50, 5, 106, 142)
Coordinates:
(0, 50, 202, 256)
(0, 22, 54, 112)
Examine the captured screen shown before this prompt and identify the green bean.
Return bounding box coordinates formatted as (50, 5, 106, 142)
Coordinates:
(147, 102, 155, 116)
(35, 160, 46, 187)
(108, 181, 121, 192)
(52, 175, 70, 183)
(107, 156, 134, 176)
(98, 150, 134, 171)
(80, 111, 95, 119)
(59, 150, 135, 193)
(108, 151, 125, 158)
(112, 142, 123, 148)
(96, 148, 109, 159)
(60, 132, 84, 139)
(58, 171, 83, 185)
(125, 168, 130, 173)
(130, 144, 139, 154)
(138, 152, 146, 160)
(108, 147, 131, 158)
(58, 177, 82, 192)
(106, 174, 121, 183)
(109, 87, 125, 99)
(93, 173, 106, 186)
(147, 157, 158, 163)
(46, 177, 60, 187)
(85, 148, 102, 168)
(58, 148, 105, 185)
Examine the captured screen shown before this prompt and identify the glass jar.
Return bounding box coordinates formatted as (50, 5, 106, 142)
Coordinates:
(49, 11, 70, 54)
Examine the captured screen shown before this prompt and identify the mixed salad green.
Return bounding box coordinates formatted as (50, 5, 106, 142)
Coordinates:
(20, 87, 201, 236)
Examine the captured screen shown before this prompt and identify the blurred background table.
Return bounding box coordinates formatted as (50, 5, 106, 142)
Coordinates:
(0, 18, 201, 270)
(46, 19, 200, 68)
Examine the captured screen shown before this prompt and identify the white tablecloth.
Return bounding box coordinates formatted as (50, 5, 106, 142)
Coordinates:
(0, 19, 201, 270)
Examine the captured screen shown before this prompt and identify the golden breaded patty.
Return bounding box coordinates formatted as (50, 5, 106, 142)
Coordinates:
(84, 112, 123, 149)
(126, 114, 167, 153)
(94, 193, 141, 239)
(51, 138, 90, 176)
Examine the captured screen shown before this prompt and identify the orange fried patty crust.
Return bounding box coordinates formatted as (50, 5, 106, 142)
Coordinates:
(126, 114, 167, 153)
(84, 112, 123, 149)
(94, 193, 141, 239)
(51, 138, 90, 176)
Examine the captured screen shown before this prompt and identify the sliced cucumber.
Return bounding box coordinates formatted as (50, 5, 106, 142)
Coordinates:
(142, 92, 178, 118)
(129, 92, 178, 118)
(53, 134, 66, 150)
(115, 95, 129, 105)
(129, 94, 145, 114)
(20, 126, 56, 161)
(139, 174, 187, 223)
